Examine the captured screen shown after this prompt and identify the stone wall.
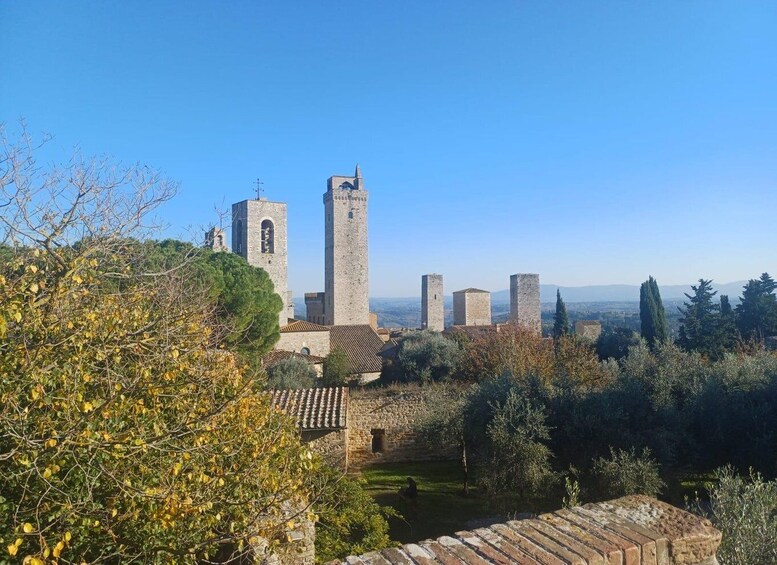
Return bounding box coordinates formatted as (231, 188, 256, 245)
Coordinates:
(303, 429, 348, 471)
(347, 387, 457, 468)
(510, 273, 541, 334)
(422, 274, 445, 331)
(324, 171, 369, 326)
(276, 329, 331, 358)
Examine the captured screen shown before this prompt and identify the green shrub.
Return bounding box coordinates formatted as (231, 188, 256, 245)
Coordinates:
(266, 356, 317, 389)
(590, 447, 664, 499)
(701, 467, 777, 565)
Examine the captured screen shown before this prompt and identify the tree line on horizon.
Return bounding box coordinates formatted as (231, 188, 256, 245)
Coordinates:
(553, 272, 777, 360)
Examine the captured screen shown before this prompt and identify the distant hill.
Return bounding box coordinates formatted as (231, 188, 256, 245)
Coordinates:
(491, 281, 749, 304)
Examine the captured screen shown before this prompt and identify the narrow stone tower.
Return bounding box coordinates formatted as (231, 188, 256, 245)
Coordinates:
(324, 165, 369, 326)
(421, 274, 444, 331)
(510, 273, 541, 334)
(232, 197, 290, 328)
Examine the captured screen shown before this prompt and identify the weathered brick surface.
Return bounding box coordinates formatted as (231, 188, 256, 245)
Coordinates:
(332, 496, 721, 565)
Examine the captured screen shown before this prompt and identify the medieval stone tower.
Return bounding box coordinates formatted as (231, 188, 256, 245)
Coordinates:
(421, 274, 444, 331)
(232, 198, 292, 327)
(510, 273, 541, 334)
(324, 165, 369, 326)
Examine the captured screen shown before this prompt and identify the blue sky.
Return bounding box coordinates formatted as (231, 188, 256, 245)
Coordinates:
(2, 1, 776, 296)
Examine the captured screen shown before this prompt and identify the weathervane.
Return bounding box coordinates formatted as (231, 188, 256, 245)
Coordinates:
(255, 178, 264, 200)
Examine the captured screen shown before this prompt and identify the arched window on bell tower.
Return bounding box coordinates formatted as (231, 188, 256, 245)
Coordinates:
(261, 219, 274, 254)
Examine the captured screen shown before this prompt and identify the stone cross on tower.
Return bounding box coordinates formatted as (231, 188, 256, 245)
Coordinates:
(255, 178, 264, 200)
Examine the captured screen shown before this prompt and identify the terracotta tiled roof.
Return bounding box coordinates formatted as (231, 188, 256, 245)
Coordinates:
(333, 495, 722, 564)
(280, 319, 330, 333)
(329, 325, 385, 374)
(453, 287, 490, 294)
(262, 350, 324, 367)
(268, 387, 347, 430)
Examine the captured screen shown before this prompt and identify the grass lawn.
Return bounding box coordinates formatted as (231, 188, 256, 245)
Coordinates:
(356, 461, 503, 543)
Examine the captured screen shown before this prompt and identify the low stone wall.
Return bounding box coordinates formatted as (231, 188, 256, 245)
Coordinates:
(332, 495, 722, 564)
(347, 387, 457, 468)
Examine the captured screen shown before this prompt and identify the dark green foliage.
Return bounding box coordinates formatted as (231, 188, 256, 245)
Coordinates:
(323, 348, 350, 386)
(553, 289, 569, 339)
(735, 273, 777, 342)
(394, 330, 461, 382)
(678, 279, 725, 359)
(590, 447, 664, 500)
(640, 276, 669, 347)
(266, 356, 317, 390)
(596, 327, 641, 361)
(205, 250, 282, 354)
(311, 466, 397, 563)
(142, 240, 283, 356)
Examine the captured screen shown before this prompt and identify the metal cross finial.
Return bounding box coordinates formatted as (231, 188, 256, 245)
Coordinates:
(255, 178, 264, 200)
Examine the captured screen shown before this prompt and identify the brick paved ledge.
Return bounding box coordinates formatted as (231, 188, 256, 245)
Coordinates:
(331, 495, 720, 565)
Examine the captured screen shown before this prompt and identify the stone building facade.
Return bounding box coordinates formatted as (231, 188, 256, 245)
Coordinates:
(275, 320, 331, 358)
(421, 274, 444, 331)
(453, 288, 492, 326)
(232, 198, 291, 327)
(271, 386, 456, 472)
(323, 166, 369, 326)
(510, 273, 541, 334)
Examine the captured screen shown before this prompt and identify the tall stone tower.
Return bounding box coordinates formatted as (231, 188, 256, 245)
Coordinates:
(510, 273, 541, 334)
(421, 274, 444, 331)
(232, 198, 291, 328)
(324, 165, 369, 326)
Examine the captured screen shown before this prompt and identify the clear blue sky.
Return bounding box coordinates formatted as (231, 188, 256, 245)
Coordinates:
(2, 1, 775, 297)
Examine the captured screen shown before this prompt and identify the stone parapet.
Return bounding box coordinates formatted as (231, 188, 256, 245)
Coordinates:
(332, 495, 720, 564)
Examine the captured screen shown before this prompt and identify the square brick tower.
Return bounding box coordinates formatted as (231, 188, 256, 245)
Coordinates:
(324, 165, 369, 326)
(232, 198, 290, 328)
(453, 288, 492, 326)
(510, 273, 541, 334)
(421, 274, 444, 331)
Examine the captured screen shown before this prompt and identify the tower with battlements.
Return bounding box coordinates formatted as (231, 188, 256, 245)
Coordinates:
(323, 165, 369, 325)
(232, 197, 292, 327)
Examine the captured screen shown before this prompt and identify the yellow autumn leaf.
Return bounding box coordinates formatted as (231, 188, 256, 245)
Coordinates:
(64, 531, 72, 542)
(7, 544, 18, 556)
(82, 401, 94, 412)
(22, 522, 34, 533)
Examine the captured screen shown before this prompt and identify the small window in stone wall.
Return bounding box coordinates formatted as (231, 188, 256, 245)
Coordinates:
(300, 347, 310, 355)
(371, 429, 386, 454)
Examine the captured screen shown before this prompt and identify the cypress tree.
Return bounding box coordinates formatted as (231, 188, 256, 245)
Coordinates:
(640, 276, 669, 347)
(719, 295, 737, 352)
(553, 289, 569, 339)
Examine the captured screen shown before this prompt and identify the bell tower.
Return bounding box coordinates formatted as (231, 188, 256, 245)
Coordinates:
(232, 195, 291, 328)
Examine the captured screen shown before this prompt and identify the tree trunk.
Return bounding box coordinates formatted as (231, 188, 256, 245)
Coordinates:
(460, 437, 469, 495)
